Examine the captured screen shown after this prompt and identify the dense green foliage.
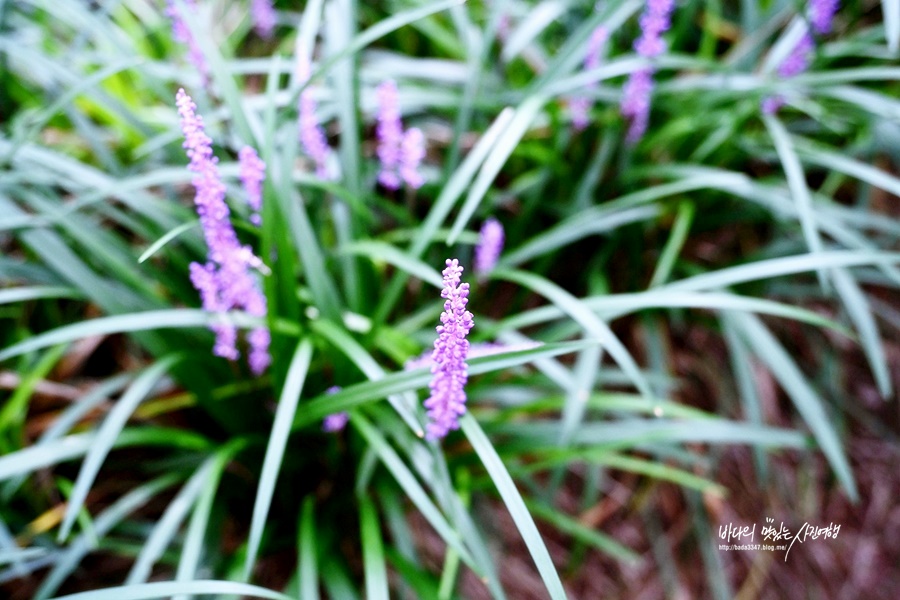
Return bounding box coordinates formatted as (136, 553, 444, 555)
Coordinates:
(1, 0, 898, 597)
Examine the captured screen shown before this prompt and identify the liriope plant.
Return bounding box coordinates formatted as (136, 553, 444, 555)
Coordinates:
(0, 0, 898, 598)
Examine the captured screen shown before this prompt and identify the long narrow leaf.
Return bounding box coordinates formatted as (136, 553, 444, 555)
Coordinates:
(244, 339, 314, 580)
(460, 415, 567, 600)
(58, 355, 182, 540)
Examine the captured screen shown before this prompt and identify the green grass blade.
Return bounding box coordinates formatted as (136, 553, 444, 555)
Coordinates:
(490, 418, 809, 449)
(501, 205, 660, 269)
(295, 340, 597, 427)
(305, 0, 464, 90)
(721, 316, 769, 481)
(37, 475, 183, 600)
(48, 581, 295, 600)
(0, 286, 83, 305)
(0, 428, 209, 482)
(349, 413, 478, 573)
(648, 201, 695, 288)
(298, 496, 320, 600)
(175, 439, 247, 588)
(282, 185, 343, 322)
(244, 338, 314, 580)
(831, 268, 891, 398)
(732, 312, 858, 500)
(763, 115, 825, 286)
(0, 309, 273, 362)
(359, 495, 389, 600)
(311, 319, 423, 436)
(125, 458, 215, 584)
(447, 95, 547, 245)
(885, 0, 900, 52)
(494, 268, 654, 401)
(460, 415, 567, 600)
(793, 139, 900, 199)
(663, 251, 900, 293)
(524, 499, 638, 564)
(137, 220, 199, 264)
(0, 344, 67, 447)
(58, 355, 182, 541)
(340, 241, 443, 288)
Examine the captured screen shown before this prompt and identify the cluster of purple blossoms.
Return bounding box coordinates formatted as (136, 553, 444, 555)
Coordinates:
(423, 259, 474, 440)
(165, 0, 208, 84)
(474, 218, 504, 277)
(809, 0, 839, 35)
(297, 56, 332, 179)
(250, 0, 277, 39)
(238, 146, 265, 226)
(375, 80, 426, 190)
(176, 89, 271, 375)
(620, 0, 675, 143)
(763, 1, 839, 114)
(569, 26, 609, 131)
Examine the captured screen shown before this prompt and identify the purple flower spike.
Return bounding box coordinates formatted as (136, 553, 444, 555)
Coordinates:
(165, 0, 208, 84)
(297, 57, 331, 179)
(620, 0, 675, 142)
(570, 25, 609, 131)
(376, 80, 404, 190)
(809, 0, 839, 35)
(634, 0, 675, 58)
(621, 68, 654, 144)
(176, 89, 271, 374)
(238, 146, 265, 226)
(375, 80, 426, 189)
(423, 259, 474, 440)
(474, 218, 504, 277)
(251, 0, 277, 39)
(400, 127, 426, 189)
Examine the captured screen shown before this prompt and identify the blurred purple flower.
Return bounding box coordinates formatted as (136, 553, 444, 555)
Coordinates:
(251, 0, 277, 39)
(761, 95, 785, 115)
(297, 56, 331, 179)
(620, 0, 675, 143)
(777, 32, 814, 79)
(570, 25, 609, 131)
(423, 259, 474, 440)
(809, 0, 839, 35)
(323, 386, 347, 432)
(238, 146, 265, 226)
(620, 67, 654, 144)
(375, 80, 425, 189)
(634, 0, 675, 58)
(165, 0, 208, 84)
(474, 218, 504, 277)
(376, 79, 403, 190)
(400, 127, 425, 189)
(176, 89, 270, 374)
(323, 412, 349, 432)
